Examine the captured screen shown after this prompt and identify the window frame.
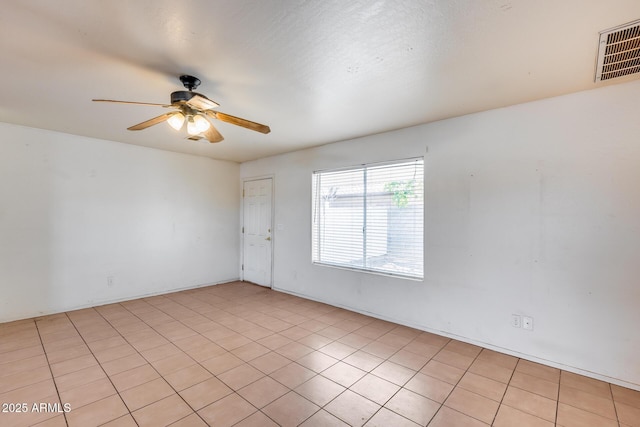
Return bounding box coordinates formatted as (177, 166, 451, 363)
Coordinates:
(311, 157, 424, 280)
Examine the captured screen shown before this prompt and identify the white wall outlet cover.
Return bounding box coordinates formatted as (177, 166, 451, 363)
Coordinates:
(511, 314, 522, 328)
(523, 316, 534, 330)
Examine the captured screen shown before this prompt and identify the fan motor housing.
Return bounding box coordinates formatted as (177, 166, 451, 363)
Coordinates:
(171, 90, 200, 105)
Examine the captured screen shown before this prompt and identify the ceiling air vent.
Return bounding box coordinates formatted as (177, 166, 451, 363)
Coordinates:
(595, 19, 640, 82)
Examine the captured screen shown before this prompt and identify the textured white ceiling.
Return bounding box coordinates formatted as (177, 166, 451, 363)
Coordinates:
(1, 0, 640, 162)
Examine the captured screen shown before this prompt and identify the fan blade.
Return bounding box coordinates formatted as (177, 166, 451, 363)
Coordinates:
(127, 113, 173, 131)
(185, 93, 219, 110)
(205, 110, 270, 134)
(203, 123, 224, 143)
(93, 99, 170, 107)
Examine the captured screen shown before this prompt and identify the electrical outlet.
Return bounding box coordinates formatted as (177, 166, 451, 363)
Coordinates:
(107, 276, 114, 287)
(523, 316, 534, 331)
(511, 314, 522, 328)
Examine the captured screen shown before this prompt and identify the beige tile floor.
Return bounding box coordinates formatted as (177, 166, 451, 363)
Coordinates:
(1, 281, 639, 427)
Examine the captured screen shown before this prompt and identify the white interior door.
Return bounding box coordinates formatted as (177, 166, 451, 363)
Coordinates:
(243, 178, 272, 287)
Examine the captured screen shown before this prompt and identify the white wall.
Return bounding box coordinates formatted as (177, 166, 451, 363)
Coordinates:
(0, 123, 240, 322)
(241, 79, 640, 390)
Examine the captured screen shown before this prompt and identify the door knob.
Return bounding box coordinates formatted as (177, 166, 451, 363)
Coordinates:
(265, 236, 271, 241)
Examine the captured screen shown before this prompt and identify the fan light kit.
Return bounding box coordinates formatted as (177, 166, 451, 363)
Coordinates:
(92, 75, 270, 143)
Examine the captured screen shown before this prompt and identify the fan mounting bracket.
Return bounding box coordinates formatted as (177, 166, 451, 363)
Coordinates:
(179, 75, 201, 91)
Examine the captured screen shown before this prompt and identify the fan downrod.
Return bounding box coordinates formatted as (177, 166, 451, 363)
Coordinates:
(179, 75, 201, 91)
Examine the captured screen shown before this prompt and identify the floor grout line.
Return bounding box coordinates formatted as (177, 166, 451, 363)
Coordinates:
(33, 317, 70, 427)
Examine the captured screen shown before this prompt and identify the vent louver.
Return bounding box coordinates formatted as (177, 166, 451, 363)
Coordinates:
(595, 20, 640, 81)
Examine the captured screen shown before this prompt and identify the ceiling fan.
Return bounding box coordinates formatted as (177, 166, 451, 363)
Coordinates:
(93, 75, 270, 143)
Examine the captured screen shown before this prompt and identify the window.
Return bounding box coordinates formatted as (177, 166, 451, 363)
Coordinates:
(312, 158, 424, 279)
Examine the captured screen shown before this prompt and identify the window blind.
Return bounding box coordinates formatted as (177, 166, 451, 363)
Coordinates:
(312, 158, 424, 279)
